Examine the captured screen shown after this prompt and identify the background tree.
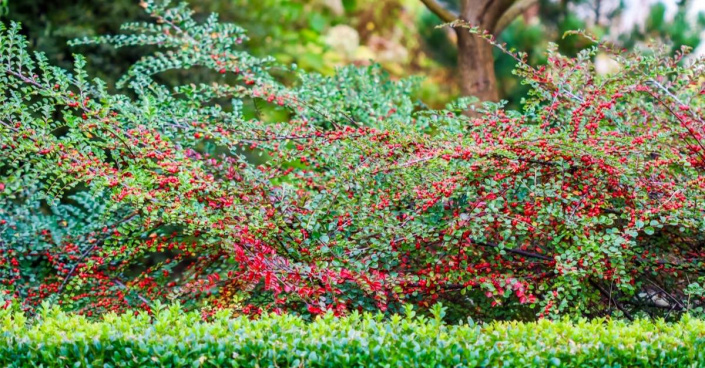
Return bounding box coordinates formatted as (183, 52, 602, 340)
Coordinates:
(9, 0, 702, 110)
(420, 0, 704, 108)
(419, 0, 538, 102)
(620, 0, 705, 54)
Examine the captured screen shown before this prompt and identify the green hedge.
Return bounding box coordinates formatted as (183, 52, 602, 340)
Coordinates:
(1, 304, 704, 367)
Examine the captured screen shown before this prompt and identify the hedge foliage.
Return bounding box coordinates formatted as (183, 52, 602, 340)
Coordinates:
(1, 304, 704, 367)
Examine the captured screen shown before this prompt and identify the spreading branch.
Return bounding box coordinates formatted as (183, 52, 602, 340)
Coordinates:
(589, 279, 634, 321)
(495, 0, 538, 34)
(420, 0, 457, 23)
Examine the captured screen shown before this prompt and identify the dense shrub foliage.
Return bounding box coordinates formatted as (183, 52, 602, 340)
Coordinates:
(0, 0, 704, 321)
(1, 303, 704, 367)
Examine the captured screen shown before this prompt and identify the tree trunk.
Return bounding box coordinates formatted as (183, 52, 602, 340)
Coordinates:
(456, 29, 499, 102)
(420, 0, 520, 106)
(455, 0, 514, 105)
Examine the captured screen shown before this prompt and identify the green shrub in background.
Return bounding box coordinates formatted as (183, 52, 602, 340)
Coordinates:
(0, 304, 703, 367)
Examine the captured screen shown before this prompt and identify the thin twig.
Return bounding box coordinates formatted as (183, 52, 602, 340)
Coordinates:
(589, 279, 634, 321)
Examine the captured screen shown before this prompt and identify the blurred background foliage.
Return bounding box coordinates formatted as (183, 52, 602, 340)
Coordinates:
(3, 0, 703, 109)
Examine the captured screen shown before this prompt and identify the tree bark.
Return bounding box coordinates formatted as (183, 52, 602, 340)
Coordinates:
(420, 0, 520, 105)
(455, 0, 515, 104)
(456, 29, 499, 102)
(495, 0, 538, 34)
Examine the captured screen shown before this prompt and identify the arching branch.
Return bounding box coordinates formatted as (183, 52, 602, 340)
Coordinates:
(420, 0, 457, 23)
(495, 0, 538, 34)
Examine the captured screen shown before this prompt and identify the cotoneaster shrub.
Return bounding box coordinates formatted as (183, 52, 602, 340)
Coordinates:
(0, 0, 704, 320)
(1, 303, 704, 367)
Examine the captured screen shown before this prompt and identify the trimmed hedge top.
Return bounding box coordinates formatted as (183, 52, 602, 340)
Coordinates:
(1, 304, 704, 367)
